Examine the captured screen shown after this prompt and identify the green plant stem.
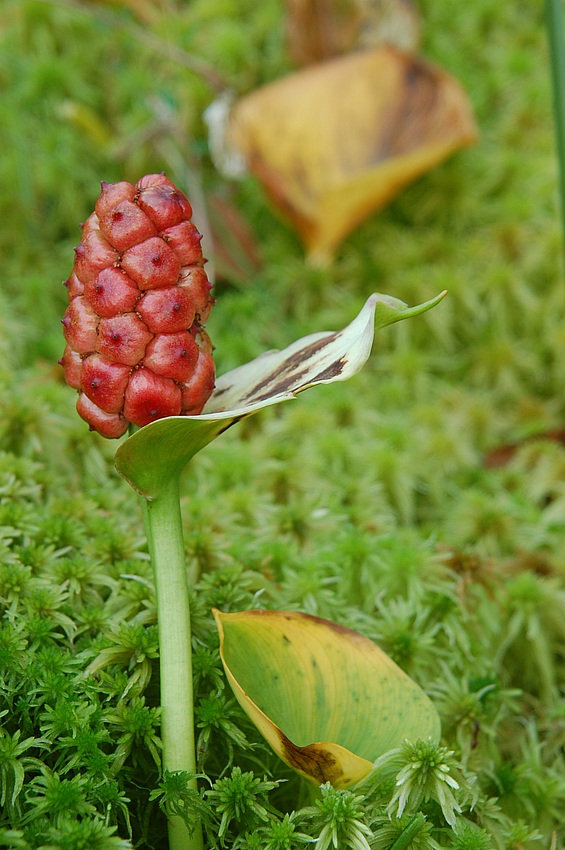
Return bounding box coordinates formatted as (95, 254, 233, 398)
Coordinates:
(389, 813, 426, 850)
(545, 0, 565, 267)
(141, 480, 203, 850)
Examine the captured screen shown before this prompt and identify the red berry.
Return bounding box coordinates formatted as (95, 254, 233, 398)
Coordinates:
(178, 267, 214, 323)
(81, 354, 131, 413)
(137, 286, 195, 334)
(95, 181, 137, 218)
(73, 219, 119, 285)
(60, 174, 216, 437)
(162, 221, 203, 265)
(97, 314, 154, 366)
(84, 267, 140, 317)
(135, 173, 171, 190)
(76, 393, 129, 439)
(97, 199, 157, 252)
(62, 296, 99, 354)
(181, 329, 216, 415)
(64, 272, 84, 299)
(121, 237, 181, 289)
(137, 184, 193, 229)
(59, 345, 83, 389)
(143, 332, 199, 383)
(123, 367, 182, 427)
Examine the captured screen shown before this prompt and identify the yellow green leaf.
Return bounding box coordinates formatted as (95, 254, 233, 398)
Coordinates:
(213, 608, 441, 789)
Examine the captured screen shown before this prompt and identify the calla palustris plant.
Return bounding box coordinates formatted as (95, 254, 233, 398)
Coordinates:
(213, 609, 440, 790)
(61, 173, 446, 850)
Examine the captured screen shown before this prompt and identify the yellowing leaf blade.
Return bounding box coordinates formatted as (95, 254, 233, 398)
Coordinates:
(214, 609, 441, 788)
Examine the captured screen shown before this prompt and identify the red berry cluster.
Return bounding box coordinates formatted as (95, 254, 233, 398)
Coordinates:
(60, 174, 215, 439)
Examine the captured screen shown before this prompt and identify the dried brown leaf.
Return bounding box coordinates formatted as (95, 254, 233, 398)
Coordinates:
(228, 45, 478, 262)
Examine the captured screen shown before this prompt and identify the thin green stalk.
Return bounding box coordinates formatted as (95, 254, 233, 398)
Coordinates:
(545, 0, 565, 267)
(389, 813, 426, 850)
(141, 481, 203, 850)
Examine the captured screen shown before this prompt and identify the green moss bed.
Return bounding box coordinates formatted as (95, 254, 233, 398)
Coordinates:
(1, 1, 564, 848)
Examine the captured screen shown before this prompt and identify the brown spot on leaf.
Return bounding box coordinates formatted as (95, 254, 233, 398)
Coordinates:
(278, 731, 345, 785)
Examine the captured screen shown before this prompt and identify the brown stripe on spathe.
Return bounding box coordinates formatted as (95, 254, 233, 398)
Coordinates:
(240, 331, 346, 404)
